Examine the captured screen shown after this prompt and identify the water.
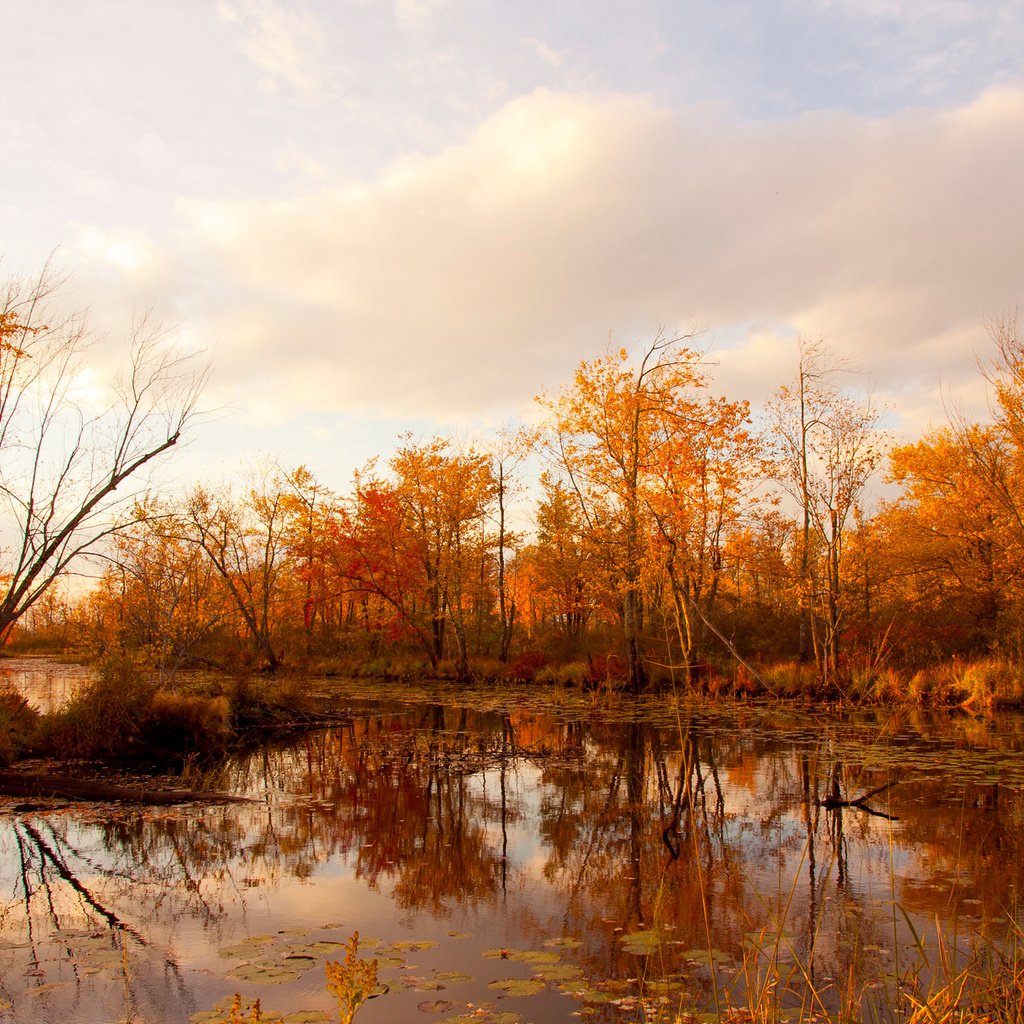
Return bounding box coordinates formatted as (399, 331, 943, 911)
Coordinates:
(1, 670, 1022, 1023)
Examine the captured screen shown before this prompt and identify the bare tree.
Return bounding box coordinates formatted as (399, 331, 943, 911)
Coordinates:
(768, 339, 884, 681)
(0, 263, 208, 640)
(183, 471, 287, 672)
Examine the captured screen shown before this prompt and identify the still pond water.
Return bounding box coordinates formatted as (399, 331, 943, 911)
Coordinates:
(1, 659, 1023, 1024)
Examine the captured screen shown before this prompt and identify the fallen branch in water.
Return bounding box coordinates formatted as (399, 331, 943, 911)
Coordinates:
(819, 780, 899, 819)
(0, 770, 253, 805)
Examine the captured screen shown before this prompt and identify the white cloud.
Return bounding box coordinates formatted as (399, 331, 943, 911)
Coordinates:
(394, 0, 450, 33)
(72, 85, 1024, 447)
(522, 37, 565, 69)
(217, 0, 325, 98)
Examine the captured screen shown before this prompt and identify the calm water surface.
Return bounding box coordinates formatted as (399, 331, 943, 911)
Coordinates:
(1, 661, 1022, 1024)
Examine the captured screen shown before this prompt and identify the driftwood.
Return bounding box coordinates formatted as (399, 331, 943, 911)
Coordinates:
(0, 770, 253, 806)
(819, 780, 899, 820)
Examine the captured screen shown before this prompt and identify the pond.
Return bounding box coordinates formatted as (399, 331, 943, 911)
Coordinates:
(1, 663, 1023, 1024)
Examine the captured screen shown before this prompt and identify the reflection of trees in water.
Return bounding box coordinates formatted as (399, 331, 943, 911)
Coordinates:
(1, 811, 221, 1022)
(2, 699, 1023, 1021)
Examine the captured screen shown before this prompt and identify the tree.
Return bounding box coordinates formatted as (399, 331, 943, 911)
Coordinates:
(530, 472, 591, 650)
(644, 390, 759, 677)
(537, 334, 709, 691)
(767, 340, 884, 681)
(184, 469, 288, 671)
(0, 263, 207, 641)
(95, 498, 226, 676)
(389, 436, 495, 680)
(487, 428, 528, 663)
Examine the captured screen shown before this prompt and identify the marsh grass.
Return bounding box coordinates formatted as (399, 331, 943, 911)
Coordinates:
(37, 654, 232, 763)
(0, 680, 40, 765)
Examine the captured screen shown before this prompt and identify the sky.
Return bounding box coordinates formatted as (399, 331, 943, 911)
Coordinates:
(3, 0, 1024, 494)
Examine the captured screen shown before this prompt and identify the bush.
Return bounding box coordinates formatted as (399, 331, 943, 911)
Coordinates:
(506, 651, 548, 683)
(40, 654, 158, 760)
(39, 654, 233, 763)
(0, 682, 40, 766)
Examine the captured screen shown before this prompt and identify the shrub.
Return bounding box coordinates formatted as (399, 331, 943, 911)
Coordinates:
(506, 651, 548, 683)
(141, 692, 231, 756)
(0, 682, 40, 765)
(40, 653, 158, 760)
(39, 654, 234, 763)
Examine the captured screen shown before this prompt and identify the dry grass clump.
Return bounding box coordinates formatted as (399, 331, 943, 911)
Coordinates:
(954, 657, 1024, 709)
(759, 662, 821, 698)
(0, 681, 40, 766)
(38, 654, 233, 763)
(535, 661, 591, 687)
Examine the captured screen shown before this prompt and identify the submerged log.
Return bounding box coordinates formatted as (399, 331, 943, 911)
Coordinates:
(0, 770, 253, 805)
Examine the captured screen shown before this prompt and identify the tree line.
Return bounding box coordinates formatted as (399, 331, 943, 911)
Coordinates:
(6, 266, 1024, 694)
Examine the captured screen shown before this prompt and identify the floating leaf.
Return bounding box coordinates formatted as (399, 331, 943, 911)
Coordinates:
(619, 929, 662, 955)
(399, 976, 445, 992)
(219, 936, 277, 958)
(482, 947, 559, 965)
(435, 970, 473, 984)
(389, 939, 439, 952)
(417, 999, 456, 1013)
(281, 1013, 331, 1023)
(227, 960, 305, 984)
(679, 948, 732, 964)
(281, 941, 346, 957)
(488, 977, 545, 997)
(543, 936, 582, 949)
(446, 1012, 519, 1024)
(534, 963, 582, 982)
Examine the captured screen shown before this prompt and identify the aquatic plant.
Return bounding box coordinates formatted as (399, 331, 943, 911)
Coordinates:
(325, 932, 378, 1024)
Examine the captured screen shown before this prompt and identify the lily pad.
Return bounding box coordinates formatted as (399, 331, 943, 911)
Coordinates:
(389, 939, 438, 952)
(447, 1012, 520, 1024)
(534, 962, 582, 981)
(226, 960, 306, 984)
(482, 947, 559, 964)
(679, 948, 732, 964)
(418, 1000, 456, 1013)
(435, 970, 473, 984)
(400, 977, 445, 991)
(619, 929, 662, 955)
(281, 941, 347, 957)
(218, 936, 278, 958)
(488, 977, 545, 997)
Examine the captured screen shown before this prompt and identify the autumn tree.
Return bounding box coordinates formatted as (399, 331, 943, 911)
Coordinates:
(0, 263, 206, 641)
(644, 390, 760, 678)
(183, 469, 289, 671)
(536, 334, 712, 691)
(334, 438, 496, 678)
(528, 472, 592, 651)
(96, 498, 226, 676)
(279, 465, 337, 655)
(333, 472, 440, 665)
(767, 340, 885, 681)
(389, 436, 495, 680)
(487, 429, 528, 663)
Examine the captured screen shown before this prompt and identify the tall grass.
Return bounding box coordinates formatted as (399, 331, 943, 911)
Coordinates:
(0, 681, 40, 765)
(38, 654, 231, 763)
